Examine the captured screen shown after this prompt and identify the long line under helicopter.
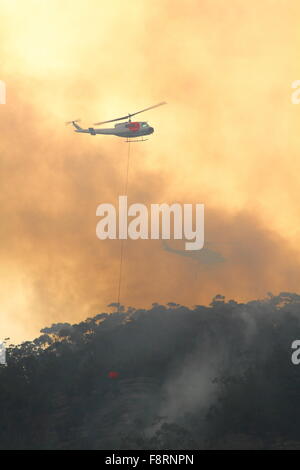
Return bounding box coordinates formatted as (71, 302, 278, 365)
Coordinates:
(67, 102, 166, 312)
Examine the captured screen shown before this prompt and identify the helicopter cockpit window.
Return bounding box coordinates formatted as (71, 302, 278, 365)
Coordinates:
(141, 122, 148, 127)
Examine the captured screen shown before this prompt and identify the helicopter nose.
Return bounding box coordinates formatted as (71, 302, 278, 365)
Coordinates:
(149, 127, 154, 133)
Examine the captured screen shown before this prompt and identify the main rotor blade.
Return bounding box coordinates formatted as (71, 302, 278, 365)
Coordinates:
(94, 115, 129, 126)
(94, 101, 166, 126)
(128, 101, 167, 118)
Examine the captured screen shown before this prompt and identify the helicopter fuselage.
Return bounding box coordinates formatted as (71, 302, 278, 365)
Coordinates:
(75, 121, 154, 138)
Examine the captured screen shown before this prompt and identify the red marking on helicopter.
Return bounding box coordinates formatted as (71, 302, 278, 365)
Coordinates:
(127, 122, 140, 132)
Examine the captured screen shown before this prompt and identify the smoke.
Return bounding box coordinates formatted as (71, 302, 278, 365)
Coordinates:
(1, 1, 300, 342)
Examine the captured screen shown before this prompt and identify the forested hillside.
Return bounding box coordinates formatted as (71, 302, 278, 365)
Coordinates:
(1, 293, 300, 449)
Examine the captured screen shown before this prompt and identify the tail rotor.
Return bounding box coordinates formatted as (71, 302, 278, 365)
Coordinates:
(65, 119, 81, 126)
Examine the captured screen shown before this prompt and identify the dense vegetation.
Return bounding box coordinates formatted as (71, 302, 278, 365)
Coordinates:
(1, 292, 300, 449)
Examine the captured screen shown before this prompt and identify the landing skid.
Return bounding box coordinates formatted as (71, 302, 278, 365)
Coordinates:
(124, 138, 149, 143)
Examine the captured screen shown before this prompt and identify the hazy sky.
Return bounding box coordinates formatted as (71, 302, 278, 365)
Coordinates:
(1, 0, 300, 342)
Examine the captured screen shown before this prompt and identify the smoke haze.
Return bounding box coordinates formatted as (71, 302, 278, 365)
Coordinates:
(1, 0, 300, 342)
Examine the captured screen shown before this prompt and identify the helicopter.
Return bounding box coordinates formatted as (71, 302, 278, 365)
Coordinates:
(66, 101, 166, 142)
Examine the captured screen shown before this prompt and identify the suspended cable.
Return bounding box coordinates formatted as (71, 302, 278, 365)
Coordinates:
(117, 142, 131, 313)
